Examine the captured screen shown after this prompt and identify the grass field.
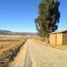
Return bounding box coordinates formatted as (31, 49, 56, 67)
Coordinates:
(0, 35, 27, 67)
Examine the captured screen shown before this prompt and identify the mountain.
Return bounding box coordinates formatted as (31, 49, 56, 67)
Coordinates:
(0, 30, 36, 35)
(0, 30, 13, 34)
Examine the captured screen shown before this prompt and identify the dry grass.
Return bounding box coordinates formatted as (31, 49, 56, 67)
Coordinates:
(0, 35, 27, 67)
(49, 44, 67, 51)
(35, 37, 67, 51)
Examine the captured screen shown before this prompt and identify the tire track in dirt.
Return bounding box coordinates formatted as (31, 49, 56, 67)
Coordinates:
(23, 46, 32, 67)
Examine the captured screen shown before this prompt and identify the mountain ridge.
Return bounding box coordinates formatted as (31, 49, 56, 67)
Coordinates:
(0, 30, 36, 35)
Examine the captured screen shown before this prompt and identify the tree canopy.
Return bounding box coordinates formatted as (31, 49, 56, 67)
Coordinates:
(35, 0, 60, 39)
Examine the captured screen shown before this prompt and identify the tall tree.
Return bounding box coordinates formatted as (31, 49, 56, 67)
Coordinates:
(35, 0, 60, 41)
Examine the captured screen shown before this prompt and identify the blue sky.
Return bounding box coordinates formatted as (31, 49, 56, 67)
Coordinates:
(0, 0, 67, 32)
(58, 0, 67, 31)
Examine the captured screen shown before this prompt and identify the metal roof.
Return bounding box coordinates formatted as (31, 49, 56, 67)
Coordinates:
(51, 29, 67, 34)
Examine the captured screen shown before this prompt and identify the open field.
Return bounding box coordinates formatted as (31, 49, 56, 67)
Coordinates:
(0, 35, 27, 67)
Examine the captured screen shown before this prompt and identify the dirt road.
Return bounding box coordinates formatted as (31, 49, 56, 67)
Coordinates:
(10, 38, 67, 67)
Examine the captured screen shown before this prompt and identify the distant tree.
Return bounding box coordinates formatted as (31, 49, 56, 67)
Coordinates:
(35, 0, 60, 42)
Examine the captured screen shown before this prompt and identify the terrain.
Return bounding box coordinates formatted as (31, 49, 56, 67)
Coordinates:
(0, 34, 67, 67)
(9, 38, 67, 67)
(0, 30, 36, 36)
(0, 35, 27, 67)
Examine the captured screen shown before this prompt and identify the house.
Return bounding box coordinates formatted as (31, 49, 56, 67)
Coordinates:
(49, 30, 67, 45)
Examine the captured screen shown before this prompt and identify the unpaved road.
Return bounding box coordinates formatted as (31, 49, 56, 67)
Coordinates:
(10, 38, 67, 67)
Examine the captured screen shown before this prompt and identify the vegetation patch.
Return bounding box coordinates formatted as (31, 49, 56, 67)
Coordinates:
(0, 37, 27, 67)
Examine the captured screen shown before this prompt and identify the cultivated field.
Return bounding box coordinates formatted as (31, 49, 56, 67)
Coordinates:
(0, 35, 27, 67)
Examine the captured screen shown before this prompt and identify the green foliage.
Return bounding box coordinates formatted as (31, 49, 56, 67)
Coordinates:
(35, 0, 60, 39)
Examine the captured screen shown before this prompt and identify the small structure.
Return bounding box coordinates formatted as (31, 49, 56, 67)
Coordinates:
(50, 30, 67, 45)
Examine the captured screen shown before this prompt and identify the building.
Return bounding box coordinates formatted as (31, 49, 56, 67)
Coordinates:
(50, 30, 67, 45)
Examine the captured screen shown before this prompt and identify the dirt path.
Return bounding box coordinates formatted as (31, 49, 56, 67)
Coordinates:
(9, 38, 67, 67)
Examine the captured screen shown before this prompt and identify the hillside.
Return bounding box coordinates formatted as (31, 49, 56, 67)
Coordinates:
(0, 30, 36, 36)
(0, 30, 12, 35)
